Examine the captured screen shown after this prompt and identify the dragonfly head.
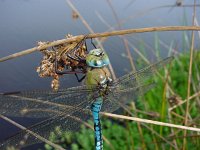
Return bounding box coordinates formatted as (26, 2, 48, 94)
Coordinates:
(86, 49, 110, 68)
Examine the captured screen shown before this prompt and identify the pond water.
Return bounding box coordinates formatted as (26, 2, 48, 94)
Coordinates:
(0, 0, 199, 149)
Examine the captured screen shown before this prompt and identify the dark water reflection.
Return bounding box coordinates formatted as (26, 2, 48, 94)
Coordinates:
(0, 0, 199, 148)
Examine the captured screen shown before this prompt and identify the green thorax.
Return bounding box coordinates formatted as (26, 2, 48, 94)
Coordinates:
(85, 49, 112, 88)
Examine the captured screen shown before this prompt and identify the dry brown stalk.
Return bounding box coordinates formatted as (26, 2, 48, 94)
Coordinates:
(0, 26, 200, 63)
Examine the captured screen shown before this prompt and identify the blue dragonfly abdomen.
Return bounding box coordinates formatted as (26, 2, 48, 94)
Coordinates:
(91, 97, 103, 150)
(85, 48, 112, 150)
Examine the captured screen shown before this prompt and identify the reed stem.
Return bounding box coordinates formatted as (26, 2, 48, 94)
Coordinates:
(0, 26, 200, 62)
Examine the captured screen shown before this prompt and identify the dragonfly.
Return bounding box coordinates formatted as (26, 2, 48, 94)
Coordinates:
(0, 43, 173, 150)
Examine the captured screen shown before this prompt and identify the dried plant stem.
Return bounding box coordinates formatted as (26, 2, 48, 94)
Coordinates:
(183, 0, 197, 149)
(0, 26, 200, 63)
(102, 113, 200, 132)
(0, 115, 65, 150)
(107, 0, 136, 71)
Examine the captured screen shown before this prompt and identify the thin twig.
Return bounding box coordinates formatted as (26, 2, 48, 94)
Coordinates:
(107, 0, 136, 71)
(0, 115, 65, 150)
(102, 113, 200, 132)
(0, 26, 200, 62)
(183, 0, 197, 149)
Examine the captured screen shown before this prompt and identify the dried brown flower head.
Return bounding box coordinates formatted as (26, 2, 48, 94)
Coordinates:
(168, 95, 182, 107)
(36, 35, 87, 90)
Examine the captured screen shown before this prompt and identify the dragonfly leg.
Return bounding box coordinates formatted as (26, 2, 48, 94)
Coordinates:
(53, 47, 64, 75)
(53, 36, 88, 75)
(75, 73, 86, 82)
(67, 35, 88, 62)
(74, 35, 88, 61)
(91, 38, 97, 49)
(91, 97, 103, 150)
(67, 53, 81, 61)
(54, 52, 83, 75)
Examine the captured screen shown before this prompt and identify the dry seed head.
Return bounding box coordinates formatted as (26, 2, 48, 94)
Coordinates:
(72, 10, 79, 20)
(36, 34, 87, 90)
(37, 41, 50, 50)
(168, 95, 182, 107)
(51, 77, 60, 91)
(65, 34, 73, 38)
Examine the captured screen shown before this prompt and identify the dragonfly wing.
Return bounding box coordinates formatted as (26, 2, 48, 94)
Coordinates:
(102, 56, 173, 112)
(0, 92, 94, 149)
(113, 56, 173, 89)
(0, 85, 95, 118)
(102, 83, 155, 112)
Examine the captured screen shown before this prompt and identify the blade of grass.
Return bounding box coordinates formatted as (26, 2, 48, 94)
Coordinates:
(160, 68, 171, 135)
(183, 0, 197, 149)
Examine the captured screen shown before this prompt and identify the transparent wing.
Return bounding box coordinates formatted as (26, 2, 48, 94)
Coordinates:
(102, 56, 173, 112)
(102, 83, 155, 112)
(0, 85, 97, 118)
(0, 89, 95, 149)
(113, 56, 173, 88)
